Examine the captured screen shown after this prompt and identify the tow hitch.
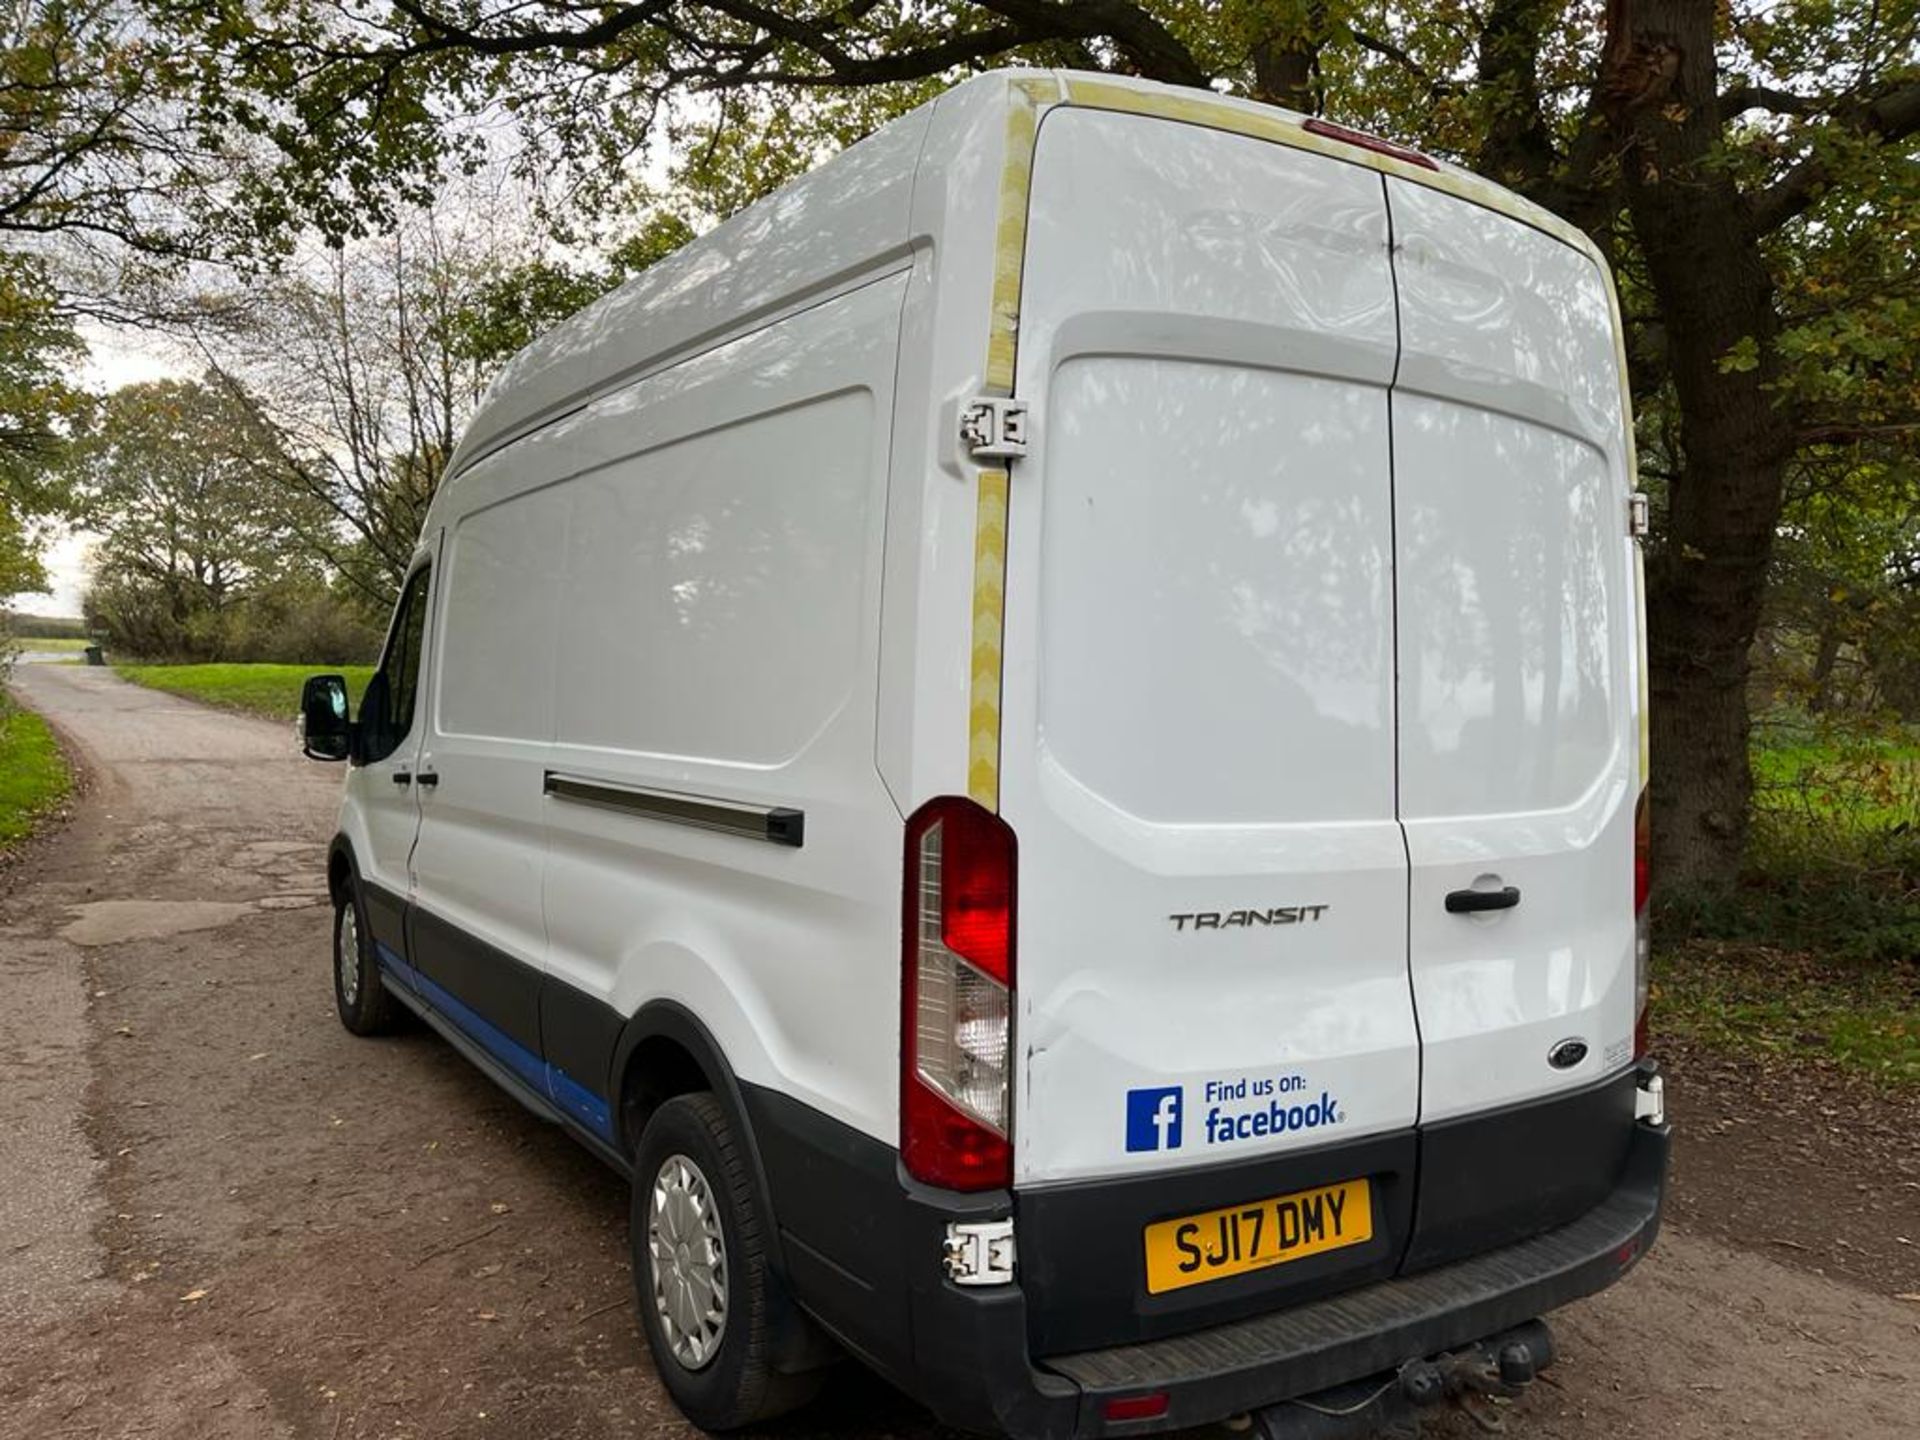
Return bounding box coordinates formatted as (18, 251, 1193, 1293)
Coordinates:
(1249, 1319, 1555, 1439)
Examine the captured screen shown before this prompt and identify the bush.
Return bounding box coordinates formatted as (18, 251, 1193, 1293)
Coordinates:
(84, 573, 382, 666)
(1658, 708, 1920, 966)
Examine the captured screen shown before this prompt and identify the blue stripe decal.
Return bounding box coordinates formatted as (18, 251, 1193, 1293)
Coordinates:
(373, 946, 614, 1143)
(411, 968, 549, 1095)
(549, 1066, 615, 1138)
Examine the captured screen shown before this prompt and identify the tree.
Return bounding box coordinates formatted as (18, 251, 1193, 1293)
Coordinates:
(134, 1, 1920, 886)
(0, 252, 87, 606)
(205, 205, 681, 611)
(76, 377, 323, 655)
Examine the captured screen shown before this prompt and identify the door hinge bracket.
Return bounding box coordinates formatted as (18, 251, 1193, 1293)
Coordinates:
(1628, 491, 1651, 539)
(1635, 1072, 1666, 1127)
(943, 1218, 1016, 1286)
(960, 397, 1029, 461)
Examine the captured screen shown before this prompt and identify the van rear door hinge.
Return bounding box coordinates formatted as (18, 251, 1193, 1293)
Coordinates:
(1628, 491, 1650, 539)
(961, 397, 1029, 461)
(943, 1218, 1016, 1286)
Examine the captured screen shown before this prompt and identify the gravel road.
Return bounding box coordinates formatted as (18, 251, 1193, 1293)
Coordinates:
(3, 661, 1917, 1440)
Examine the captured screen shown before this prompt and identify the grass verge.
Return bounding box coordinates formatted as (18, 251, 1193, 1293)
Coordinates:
(18, 636, 93, 653)
(0, 696, 71, 849)
(1655, 939, 1919, 1088)
(114, 662, 377, 720)
(1656, 709, 1918, 1086)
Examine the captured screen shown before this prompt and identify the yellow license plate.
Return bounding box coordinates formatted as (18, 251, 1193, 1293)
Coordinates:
(1143, 1178, 1372, 1295)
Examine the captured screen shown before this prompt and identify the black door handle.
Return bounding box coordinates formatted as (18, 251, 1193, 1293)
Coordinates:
(414, 771, 439, 788)
(391, 771, 412, 786)
(1445, 886, 1521, 914)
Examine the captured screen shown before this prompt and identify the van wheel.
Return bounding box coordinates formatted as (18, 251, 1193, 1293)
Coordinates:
(332, 882, 397, 1036)
(632, 1093, 822, 1430)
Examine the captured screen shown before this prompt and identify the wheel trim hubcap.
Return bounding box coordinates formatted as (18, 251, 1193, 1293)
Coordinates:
(338, 906, 361, 1006)
(648, 1153, 728, 1370)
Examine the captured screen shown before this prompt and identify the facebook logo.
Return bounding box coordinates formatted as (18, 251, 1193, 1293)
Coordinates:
(1126, 1086, 1184, 1152)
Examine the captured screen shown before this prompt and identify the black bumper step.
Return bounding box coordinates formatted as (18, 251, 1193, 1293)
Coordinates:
(1038, 1120, 1667, 1429)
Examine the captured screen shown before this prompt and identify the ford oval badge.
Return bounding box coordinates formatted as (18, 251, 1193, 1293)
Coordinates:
(1548, 1037, 1589, 1070)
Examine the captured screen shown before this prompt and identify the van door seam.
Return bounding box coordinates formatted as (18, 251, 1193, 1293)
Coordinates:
(1382, 175, 1429, 1276)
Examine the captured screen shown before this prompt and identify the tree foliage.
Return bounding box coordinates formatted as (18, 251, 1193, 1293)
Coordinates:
(0, 253, 88, 605)
(38, 0, 1920, 886)
(203, 209, 612, 610)
(74, 376, 340, 655)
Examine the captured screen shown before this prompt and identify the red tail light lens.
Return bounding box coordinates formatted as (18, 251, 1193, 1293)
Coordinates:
(1103, 1393, 1170, 1422)
(902, 797, 1015, 1191)
(1633, 788, 1651, 1058)
(1302, 117, 1438, 170)
(1634, 788, 1652, 915)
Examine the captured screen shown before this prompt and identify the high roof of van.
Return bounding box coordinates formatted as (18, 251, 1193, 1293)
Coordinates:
(440, 68, 1596, 488)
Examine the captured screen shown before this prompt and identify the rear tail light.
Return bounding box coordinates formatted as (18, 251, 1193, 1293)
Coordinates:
(1633, 787, 1651, 1058)
(902, 797, 1015, 1191)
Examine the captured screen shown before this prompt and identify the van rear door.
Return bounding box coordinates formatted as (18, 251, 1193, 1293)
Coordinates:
(1384, 178, 1639, 1134)
(999, 106, 1417, 1206)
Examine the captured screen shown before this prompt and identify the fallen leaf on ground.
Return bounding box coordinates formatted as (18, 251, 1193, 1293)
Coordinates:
(179, 1289, 208, 1303)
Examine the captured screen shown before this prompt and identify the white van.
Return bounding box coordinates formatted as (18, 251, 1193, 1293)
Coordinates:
(300, 69, 1669, 1440)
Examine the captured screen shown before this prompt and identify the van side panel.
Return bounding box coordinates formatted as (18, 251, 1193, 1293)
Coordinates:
(538, 273, 911, 1145)
(1386, 178, 1639, 1124)
(446, 109, 930, 478)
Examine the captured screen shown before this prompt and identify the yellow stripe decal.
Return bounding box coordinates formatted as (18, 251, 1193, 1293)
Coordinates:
(969, 76, 1059, 811)
(968, 467, 1012, 807)
(985, 77, 1060, 393)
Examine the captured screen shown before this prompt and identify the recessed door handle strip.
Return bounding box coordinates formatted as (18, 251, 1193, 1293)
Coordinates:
(543, 771, 804, 847)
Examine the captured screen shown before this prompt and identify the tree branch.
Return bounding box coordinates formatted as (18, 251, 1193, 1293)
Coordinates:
(1749, 79, 1920, 234)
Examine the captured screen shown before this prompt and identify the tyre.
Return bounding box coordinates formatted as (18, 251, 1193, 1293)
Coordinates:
(332, 878, 399, 1036)
(632, 1093, 823, 1430)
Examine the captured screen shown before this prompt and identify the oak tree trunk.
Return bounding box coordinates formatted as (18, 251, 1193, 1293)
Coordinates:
(1604, 0, 1798, 890)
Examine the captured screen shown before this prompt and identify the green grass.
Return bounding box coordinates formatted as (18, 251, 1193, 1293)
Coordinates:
(0, 698, 71, 848)
(1654, 707, 1920, 1086)
(114, 662, 377, 719)
(15, 636, 94, 653)
(1751, 710, 1920, 833)
(1655, 940, 1920, 1087)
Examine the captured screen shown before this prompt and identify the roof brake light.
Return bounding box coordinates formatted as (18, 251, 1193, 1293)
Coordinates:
(1302, 118, 1438, 170)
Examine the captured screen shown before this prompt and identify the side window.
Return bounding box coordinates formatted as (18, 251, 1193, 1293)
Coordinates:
(362, 565, 432, 764)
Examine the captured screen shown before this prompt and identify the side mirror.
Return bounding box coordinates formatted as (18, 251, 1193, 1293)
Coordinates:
(299, 674, 353, 762)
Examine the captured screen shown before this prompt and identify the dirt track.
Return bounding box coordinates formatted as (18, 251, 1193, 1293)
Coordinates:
(3, 661, 1917, 1440)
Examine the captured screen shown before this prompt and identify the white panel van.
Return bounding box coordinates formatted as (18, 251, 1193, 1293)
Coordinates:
(300, 69, 1669, 1440)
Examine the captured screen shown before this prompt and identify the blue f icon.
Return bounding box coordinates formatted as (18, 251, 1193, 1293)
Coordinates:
(1126, 1086, 1184, 1152)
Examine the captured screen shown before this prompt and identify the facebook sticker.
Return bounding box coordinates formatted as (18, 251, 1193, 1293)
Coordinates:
(1126, 1086, 1184, 1152)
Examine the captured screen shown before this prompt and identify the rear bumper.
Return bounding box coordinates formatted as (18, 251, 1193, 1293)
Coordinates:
(744, 1084, 1669, 1440)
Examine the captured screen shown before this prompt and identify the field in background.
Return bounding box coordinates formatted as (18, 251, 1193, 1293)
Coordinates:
(16, 636, 93, 653)
(0, 698, 71, 848)
(1657, 709, 1920, 1088)
(115, 663, 376, 719)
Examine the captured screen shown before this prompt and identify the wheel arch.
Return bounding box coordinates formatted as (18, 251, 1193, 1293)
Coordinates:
(612, 1001, 791, 1280)
(326, 834, 357, 904)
